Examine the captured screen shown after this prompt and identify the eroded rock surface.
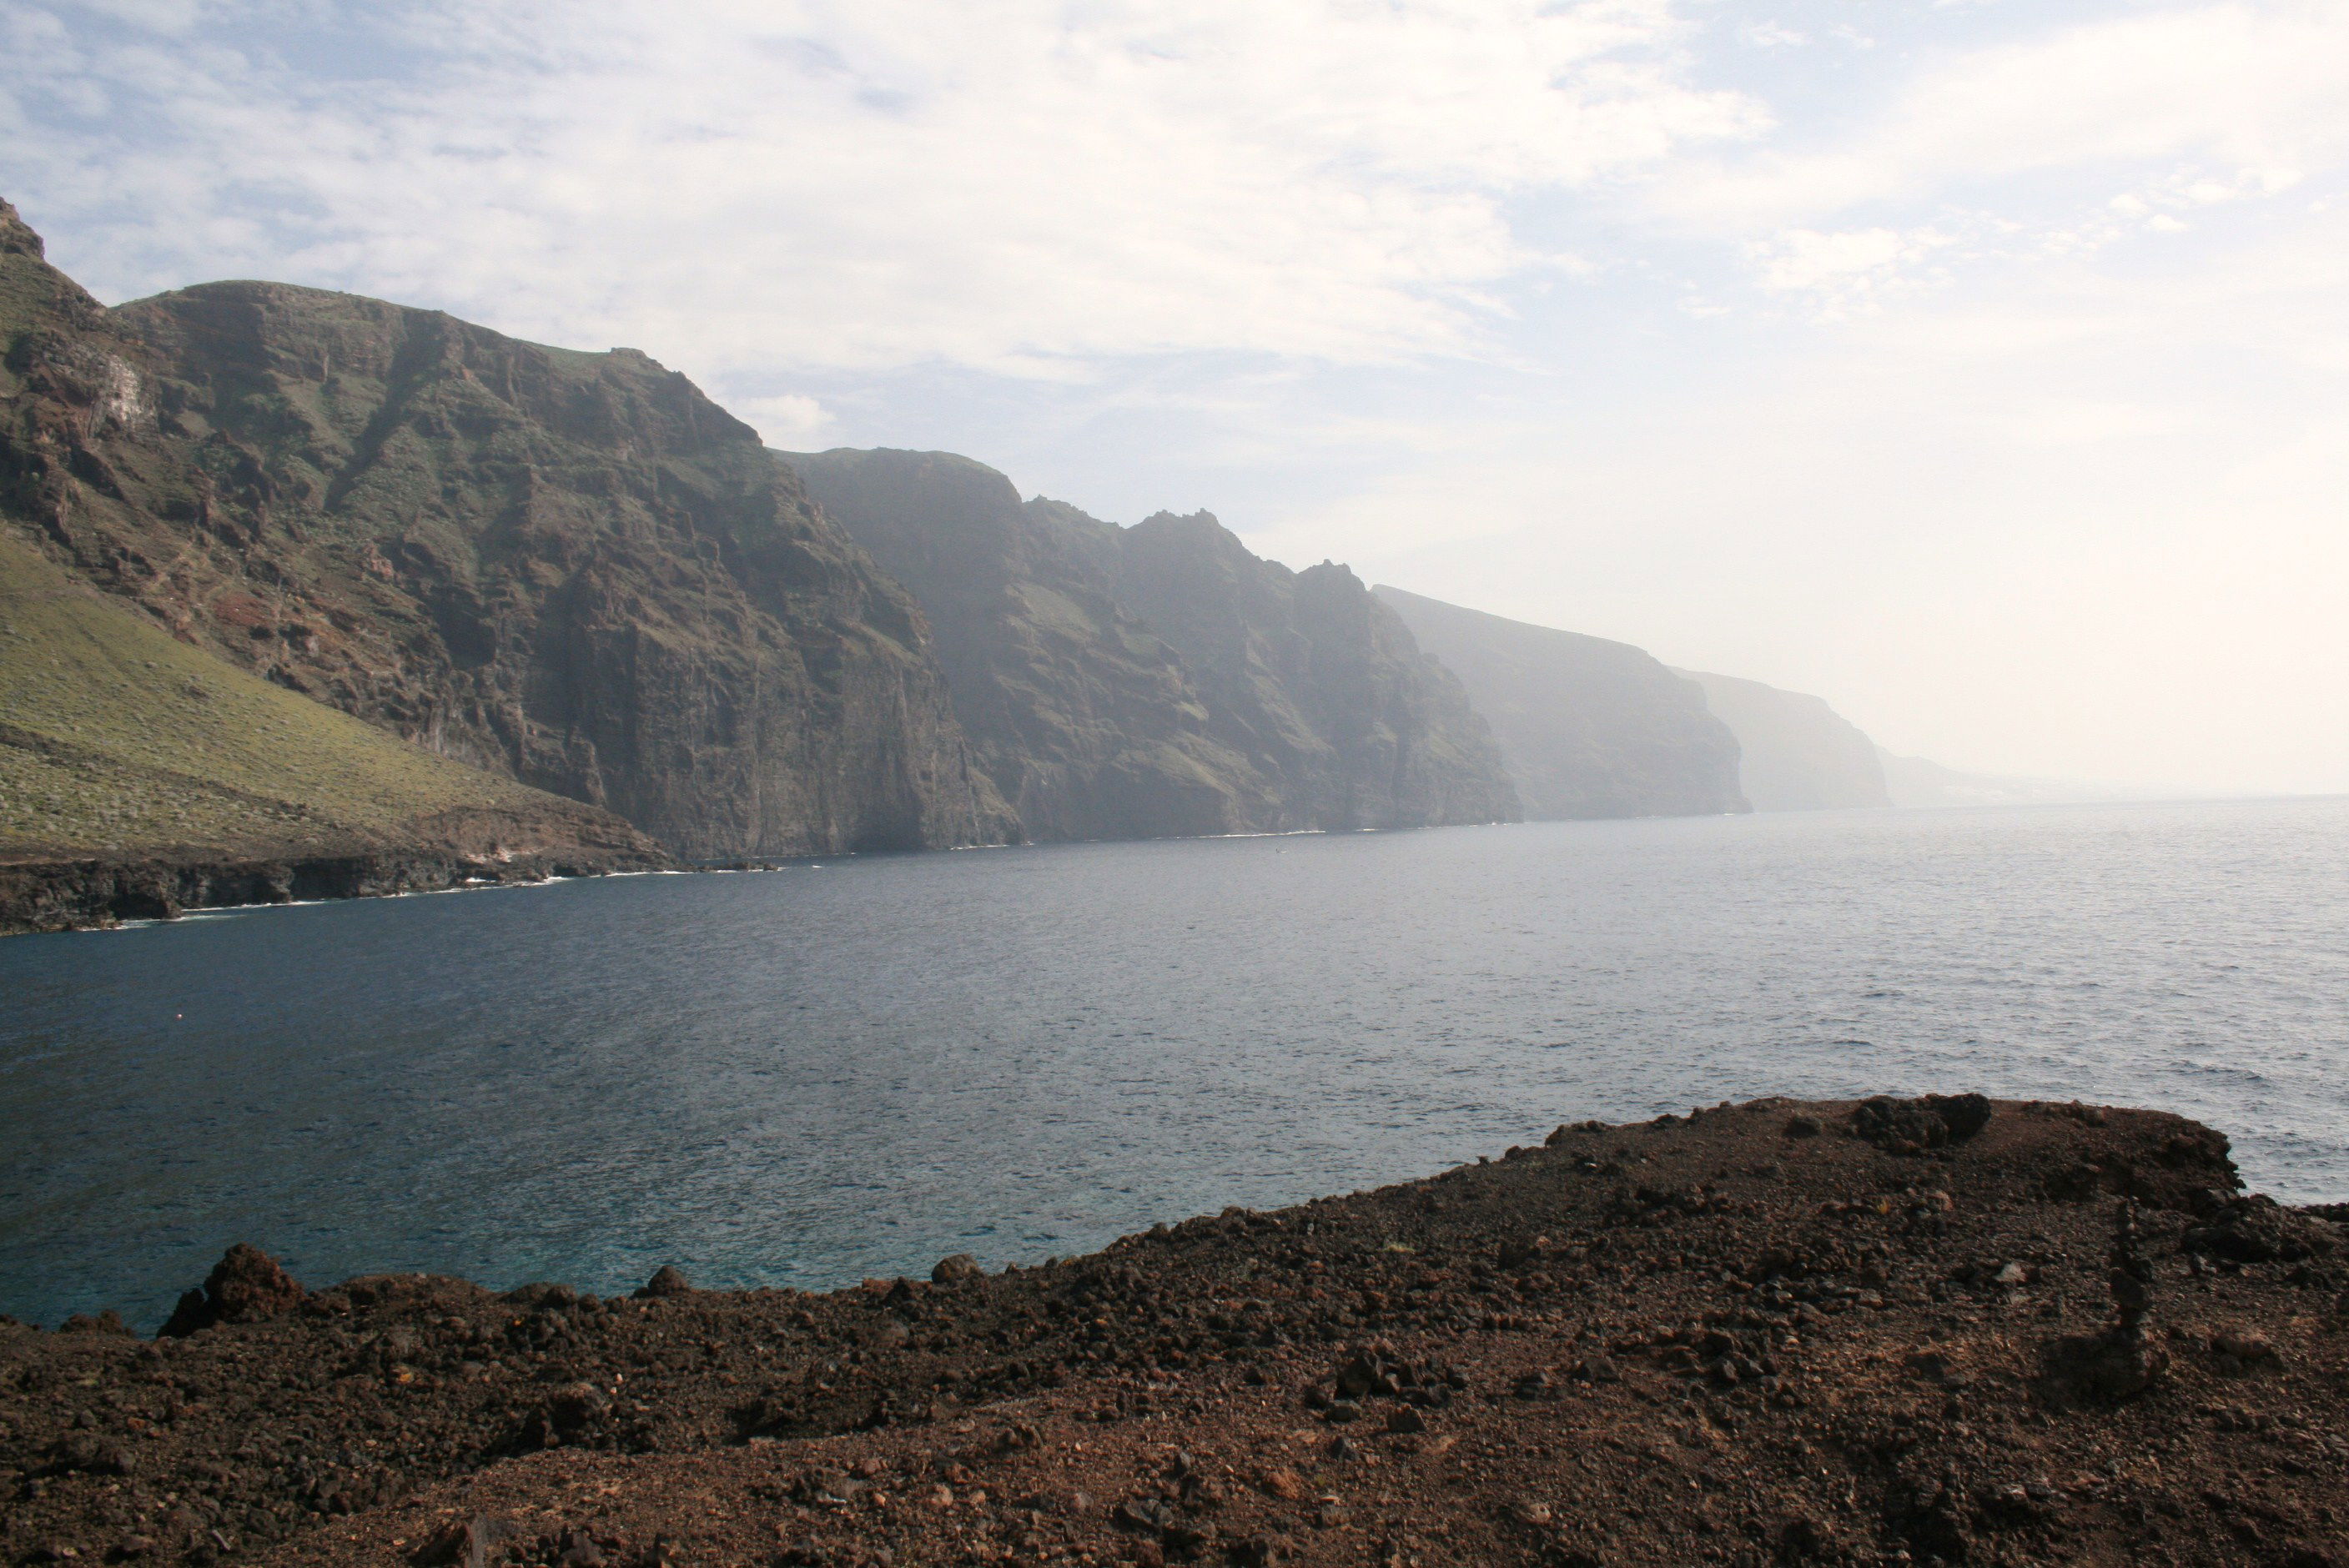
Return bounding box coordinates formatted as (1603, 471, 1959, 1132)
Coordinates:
(6, 1097, 2345, 1567)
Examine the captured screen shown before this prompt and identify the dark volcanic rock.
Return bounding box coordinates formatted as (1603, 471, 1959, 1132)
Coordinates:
(1850, 1093, 1994, 1154)
(157, 1244, 304, 1336)
(789, 448, 1519, 839)
(0, 198, 1011, 858)
(9, 1096, 2338, 1568)
(634, 1266, 692, 1299)
(1373, 585, 1748, 819)
(0, 832, 663, 937)
(9, 1098, 2349, 1568)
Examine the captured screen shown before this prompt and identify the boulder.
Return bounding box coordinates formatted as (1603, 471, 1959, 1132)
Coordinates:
(157, 1244, 304, 1336)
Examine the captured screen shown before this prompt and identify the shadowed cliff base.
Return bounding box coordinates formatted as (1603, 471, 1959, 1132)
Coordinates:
(7, 1097, 2344, 1567)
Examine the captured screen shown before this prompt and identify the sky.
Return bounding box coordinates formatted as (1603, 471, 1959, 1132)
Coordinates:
(4, 0, 2345, 794)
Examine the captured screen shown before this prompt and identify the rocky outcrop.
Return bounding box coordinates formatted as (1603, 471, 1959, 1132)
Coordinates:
(787, 449, 1518, 839)
(156, 1244, 306, 1338)
(0, 830, 665, 937)
(1673, 668, 1892, 812)
(8, 1100, 2339, 1568)
(0, 197, 1011, 857)
(1372, 586, 1748, 819)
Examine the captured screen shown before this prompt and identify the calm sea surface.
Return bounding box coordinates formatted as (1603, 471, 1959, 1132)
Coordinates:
(3, 797, 2345, 1330)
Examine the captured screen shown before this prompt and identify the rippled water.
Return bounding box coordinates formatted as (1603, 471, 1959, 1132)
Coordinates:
(3, 797, 2344, 1330)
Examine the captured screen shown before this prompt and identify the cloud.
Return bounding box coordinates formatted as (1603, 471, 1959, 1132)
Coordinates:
(0, 0, 1760, 384)
(1667, 3, 2349, 231)
(733, 394, 836, 450)
(1747, 224, 1952, 314)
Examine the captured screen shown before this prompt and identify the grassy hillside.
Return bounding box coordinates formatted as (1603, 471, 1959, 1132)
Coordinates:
(0, 534, 636, 857)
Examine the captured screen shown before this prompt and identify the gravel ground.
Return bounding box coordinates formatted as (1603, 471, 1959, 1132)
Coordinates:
(5, 1096, 2345, 1567)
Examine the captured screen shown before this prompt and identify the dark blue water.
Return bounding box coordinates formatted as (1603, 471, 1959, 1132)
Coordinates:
(3, 797, 2345, 1331)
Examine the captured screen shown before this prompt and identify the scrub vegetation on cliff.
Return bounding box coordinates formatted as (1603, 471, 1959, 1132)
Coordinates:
(0, 535, 631, 856)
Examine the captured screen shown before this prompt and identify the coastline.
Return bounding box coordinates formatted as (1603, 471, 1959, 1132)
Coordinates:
(5, 1096, 2344, 1567)
(0, 842, 677, 939)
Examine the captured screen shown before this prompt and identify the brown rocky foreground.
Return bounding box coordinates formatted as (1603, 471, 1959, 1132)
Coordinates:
(4, 1098, 2346, 1568)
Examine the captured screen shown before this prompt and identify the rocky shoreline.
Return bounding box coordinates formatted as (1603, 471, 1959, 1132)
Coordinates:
(4, 1097, 2346, 1567)
(0, 842, 677, 938)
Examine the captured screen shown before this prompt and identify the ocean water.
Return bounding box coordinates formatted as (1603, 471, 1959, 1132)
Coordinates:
(2, 797, 2344, 1331)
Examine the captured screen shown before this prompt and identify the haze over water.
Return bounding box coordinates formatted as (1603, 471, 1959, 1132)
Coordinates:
(3, 797, 2343, 1332)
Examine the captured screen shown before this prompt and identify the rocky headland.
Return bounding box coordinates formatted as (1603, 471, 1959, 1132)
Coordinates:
(0, 529, 668, 935)
(1372, 587, 1748, 822)
(1670, 672, 1891, 814)
(5, 1097, 2344, 1566)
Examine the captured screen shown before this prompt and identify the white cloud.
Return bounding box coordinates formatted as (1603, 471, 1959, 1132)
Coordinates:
(0, 0, 1760, 384)
(1665, 3, 2349, 230)
(733, 394, 836, 450)
(1747, 224, 1953, 314)
(8, 0, 2349, 792)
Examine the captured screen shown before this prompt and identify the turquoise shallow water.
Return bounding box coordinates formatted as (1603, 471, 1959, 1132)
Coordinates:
(3, 797, 2344, 1331)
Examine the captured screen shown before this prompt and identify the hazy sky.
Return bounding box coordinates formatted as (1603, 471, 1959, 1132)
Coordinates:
(5, 0, 2344, 792)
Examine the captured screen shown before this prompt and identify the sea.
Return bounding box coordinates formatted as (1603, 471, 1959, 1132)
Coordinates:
(3, 797, 2343, 1332)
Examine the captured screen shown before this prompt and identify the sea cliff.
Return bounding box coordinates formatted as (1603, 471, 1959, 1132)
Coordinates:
(1374, 586, 1748, 820)
(1674, 671, 1892, 812)
(0, 198, 1013, 862)
(788, 448, 1520, 840)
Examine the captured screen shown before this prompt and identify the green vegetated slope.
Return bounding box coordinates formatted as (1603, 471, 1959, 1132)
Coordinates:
(1371, 585, 1747, 820)
(787, 447, 1520, 840)
(0, 196, 1009, 858)
(0, 534, 653, 859)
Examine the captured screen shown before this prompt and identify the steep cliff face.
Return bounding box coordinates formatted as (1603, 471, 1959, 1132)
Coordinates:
(0, 520, 672, 935)
(0, 199, 1011, 857)
(782, 450, 1273, 839)
(1371, 587, 1748, 820)
(1112, 513, 1519, 832)
(787, 449, 1518, 839)
(1674, 669, 1891, 812)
